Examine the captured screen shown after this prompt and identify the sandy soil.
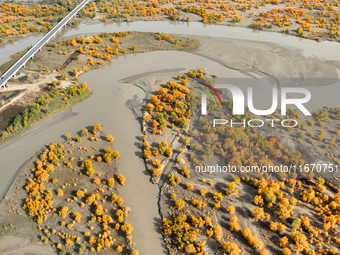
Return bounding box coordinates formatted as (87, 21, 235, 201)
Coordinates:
(0, 31, 339, 254)
(0, 131, 131, 255)
(194, 36, 339, 80)
(0, 50, 242, 254)
(0, 73, 58, 112)
(0, 72, 72, 134)
(0, 236, 54, 255)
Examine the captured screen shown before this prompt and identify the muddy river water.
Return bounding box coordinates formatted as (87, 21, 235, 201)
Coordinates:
(0, 21, 340, 255)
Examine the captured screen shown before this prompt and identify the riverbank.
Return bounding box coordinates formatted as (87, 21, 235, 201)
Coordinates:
(0, 49, 247, 254)
(0, 31, 199, 145)
(0, 126, 137, 255)
(0, 25, 339, 255)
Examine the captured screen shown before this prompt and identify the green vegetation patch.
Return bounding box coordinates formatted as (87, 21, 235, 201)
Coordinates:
(0, 82, 92, 144)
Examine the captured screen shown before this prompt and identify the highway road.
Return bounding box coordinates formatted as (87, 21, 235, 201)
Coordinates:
(0, 0, 90, 88)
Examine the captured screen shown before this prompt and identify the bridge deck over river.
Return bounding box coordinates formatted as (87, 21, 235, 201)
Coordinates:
(0, 0, 90, 88)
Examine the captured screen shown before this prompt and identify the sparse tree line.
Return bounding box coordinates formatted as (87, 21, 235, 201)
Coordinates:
(0, 82, 91, 143)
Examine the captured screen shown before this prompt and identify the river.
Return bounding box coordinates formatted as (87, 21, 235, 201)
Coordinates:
(0, 48, 242, 254)
(61, 20, 340, 61)
(2, 21, 340, 67)
(0, 20, 339, 255)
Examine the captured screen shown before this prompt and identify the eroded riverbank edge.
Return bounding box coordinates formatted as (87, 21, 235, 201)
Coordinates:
(0, 30, 339, 254)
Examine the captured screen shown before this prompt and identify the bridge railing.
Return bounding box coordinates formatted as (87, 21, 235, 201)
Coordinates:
(0, 0, 90, 88)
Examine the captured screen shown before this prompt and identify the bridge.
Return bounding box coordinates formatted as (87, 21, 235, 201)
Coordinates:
(0, 0, 90, 88)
